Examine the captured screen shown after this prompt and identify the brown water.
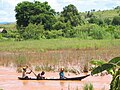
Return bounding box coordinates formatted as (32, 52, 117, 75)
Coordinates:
(0, 67, 112, 90)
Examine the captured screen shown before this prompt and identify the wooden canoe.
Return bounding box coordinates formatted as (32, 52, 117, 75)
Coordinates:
(18, 74, 90, 81)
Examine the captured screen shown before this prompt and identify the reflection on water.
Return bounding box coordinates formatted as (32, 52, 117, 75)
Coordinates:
(0, 67, 112, 90)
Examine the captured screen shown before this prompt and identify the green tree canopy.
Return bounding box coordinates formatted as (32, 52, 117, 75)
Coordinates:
(60, 4, 81, 26)
(15, 1, 34, 28)
(15, 1, 56, 30)
(112, 16, 120, 25)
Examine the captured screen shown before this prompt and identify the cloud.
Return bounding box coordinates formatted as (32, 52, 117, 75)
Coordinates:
(0, 0, 33, 22)
(0, 0, 120, 22)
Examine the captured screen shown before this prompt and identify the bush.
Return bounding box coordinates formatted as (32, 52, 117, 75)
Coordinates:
(0, 33, 2, 39)
(90, 25, 106, 39)
(44, 30, 63, 39)
(74, 24, 93, 39)
(112, 16, 120, 25)
(22, 23, 44, 40)
(52, 21, 66, 30)
(104, 18, 112, 25)
(88, 17, 104, 25)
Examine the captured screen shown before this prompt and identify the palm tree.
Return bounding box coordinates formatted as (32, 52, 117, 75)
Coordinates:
(91, 57, 120, 90)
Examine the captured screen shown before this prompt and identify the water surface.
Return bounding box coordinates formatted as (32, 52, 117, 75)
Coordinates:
(0, 67, 112, 90)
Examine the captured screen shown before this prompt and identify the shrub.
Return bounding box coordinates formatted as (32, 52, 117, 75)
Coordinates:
(0, 33, 2, 39)
(90, 25, 106, 39)
(22, 23, 44, 40)
(112, 16, 120, 25)
(44, 30, 63, 39)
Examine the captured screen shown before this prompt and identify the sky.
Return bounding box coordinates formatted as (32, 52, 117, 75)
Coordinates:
(0, 0, 120, 22)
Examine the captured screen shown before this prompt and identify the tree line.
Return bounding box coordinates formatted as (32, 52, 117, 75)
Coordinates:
(1, 1, 120, 40)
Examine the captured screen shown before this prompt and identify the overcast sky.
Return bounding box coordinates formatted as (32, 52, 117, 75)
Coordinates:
(0, 0, 120, 22)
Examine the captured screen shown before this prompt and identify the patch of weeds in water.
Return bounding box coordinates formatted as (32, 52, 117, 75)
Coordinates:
(16, 67, 22, 73)
(15, 54, 27, 67)
(62, 67, 81, 75)
(83, 83, 94, 90)
(67, 68, 80, 75)
(43, 65, 55, 71)
(83, 63, 89, 73)
(35, 65, 42, 71)
(35, 64, 55, 72)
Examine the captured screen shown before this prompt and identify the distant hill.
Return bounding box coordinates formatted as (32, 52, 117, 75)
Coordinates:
(0, 22, 15, 25)
(0, 22, 16, 31)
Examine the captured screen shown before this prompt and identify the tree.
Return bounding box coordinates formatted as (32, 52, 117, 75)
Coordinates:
(114, 6, 120, 9)
(88, 16, 104, 25)
(61, 4, 81, 26)
(104, 18, 112, 25)
(62, 21, 75, 38)
(30, 14, 56, 30)
(91, 57, 120, 90)
(112, 16, 120, 25)
(15, 1, 34, 28)
(15, 1, 56, 30)
(52, 21, 66, 30)
(86, 11, 94, 18)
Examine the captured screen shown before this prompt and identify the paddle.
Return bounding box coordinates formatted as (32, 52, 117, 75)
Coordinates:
(28, 68, 38, 77)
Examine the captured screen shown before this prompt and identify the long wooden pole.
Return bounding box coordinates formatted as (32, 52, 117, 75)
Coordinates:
(29, 68, 37, 77)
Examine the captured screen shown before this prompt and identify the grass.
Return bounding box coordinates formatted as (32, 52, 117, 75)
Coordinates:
(83, 83, 94, 90)
(0, 38, 120, 52)
(94, 9, 119, 19)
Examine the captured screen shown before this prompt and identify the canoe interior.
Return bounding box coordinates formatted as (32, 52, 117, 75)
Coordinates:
(18, 74, 90, 81)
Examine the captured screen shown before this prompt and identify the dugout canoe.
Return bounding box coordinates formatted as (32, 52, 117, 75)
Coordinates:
(18, 74, 90, 81)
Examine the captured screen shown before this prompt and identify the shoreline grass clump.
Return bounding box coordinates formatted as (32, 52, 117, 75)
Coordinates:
(83, 83, 94, 90)
(15, 54, 27, 67)
(35, 64, 55, 72)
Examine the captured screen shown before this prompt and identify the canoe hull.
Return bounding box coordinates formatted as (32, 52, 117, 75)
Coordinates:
(18, 74, 90, 81)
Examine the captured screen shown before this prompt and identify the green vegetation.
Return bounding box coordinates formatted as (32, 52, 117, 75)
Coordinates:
(16, 54, 27, 67)
(0, 1, 120, 76)
(35, 65, 54, 72)
(83, 83, 94, 90)
(91, 57, 120, 90)
(0, 1, 120, 40)
(0, 39, 120, 52)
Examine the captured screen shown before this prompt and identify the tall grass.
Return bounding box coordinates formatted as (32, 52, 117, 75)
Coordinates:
(83, 83, 94, 90)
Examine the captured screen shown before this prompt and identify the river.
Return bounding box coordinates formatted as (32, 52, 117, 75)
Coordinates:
(0, 66, 112, 90)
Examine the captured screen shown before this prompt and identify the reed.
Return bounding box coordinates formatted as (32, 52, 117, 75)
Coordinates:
(83, 83, 94, 90)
